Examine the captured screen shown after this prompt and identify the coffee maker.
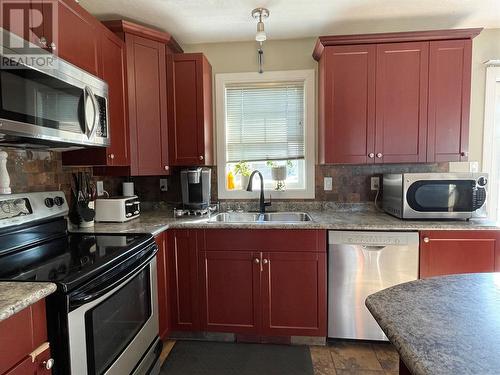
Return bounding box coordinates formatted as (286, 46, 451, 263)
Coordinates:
(180, 168, 211, 210)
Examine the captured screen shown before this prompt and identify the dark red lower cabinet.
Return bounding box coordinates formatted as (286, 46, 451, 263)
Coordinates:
(198, 229, 327, 337)
(199, 251, 261, 334)
(155, 232, 169, 340)
(261, 251, 326, 336)
(419, 230, 500, 278)
(168, 230, 201, 332)
(0, 300, 53, 375)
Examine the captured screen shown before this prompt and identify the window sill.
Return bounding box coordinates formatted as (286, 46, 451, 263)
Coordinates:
(218, 189, 315, 200)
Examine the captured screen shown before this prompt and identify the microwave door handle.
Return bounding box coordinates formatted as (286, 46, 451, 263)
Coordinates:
(83, 86, 99, 139)
(86, 86, 100, 140)
(83, 86, 92, 137)
(89, 90, 100, 139)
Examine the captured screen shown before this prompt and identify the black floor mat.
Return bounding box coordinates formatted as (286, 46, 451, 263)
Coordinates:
(160, 340, 314, 375)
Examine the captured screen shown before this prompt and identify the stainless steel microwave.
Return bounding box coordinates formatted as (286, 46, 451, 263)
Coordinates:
(0, 29, 109, 149)
(383, 173, 488, 220)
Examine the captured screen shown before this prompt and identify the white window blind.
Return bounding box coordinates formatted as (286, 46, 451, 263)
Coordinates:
(225, 82, 305, 163)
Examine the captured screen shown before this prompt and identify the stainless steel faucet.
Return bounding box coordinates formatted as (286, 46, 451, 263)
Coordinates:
(246, 170, 271, 214)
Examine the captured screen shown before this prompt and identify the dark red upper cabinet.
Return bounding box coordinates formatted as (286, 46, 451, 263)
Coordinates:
(56, 0, 100, 76)
(126, 34, 168, 175)
(427, 39, 472, 162)
(0, 1, 34, 41)
(167, 53, 214, 166)
(62, 28, 129, 167)
(375, 42, 428, 164)
(314, 28, 481, 165)
(103, 20, 182, 176)
(319, 45, 376, 164)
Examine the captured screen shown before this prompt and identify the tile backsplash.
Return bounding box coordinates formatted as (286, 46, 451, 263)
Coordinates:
(316, 163, 449, 202)
(2, 147, 449, 205)
(3, 148, 124, 199)
(133, 163, 449, 204)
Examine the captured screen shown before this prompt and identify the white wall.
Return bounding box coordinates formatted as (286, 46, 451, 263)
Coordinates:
(470, 29, 500, 165)
(184, 28, 500, 167)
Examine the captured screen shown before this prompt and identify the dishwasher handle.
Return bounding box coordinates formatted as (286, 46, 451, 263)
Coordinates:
(361, 245, 386, 251)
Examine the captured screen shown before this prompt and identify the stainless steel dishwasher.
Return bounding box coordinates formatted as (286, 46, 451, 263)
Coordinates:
(328, 231, 419, 341)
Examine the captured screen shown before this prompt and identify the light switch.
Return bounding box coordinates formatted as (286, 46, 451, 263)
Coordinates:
(96, 181, 104, 196)
(324, 177, 333, 191)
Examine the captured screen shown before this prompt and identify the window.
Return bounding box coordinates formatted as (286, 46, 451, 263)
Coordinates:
(483, 63, 500, 221)
(215, 70, 315, 199)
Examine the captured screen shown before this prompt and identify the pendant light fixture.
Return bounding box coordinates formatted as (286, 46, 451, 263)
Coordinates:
(252, 8, 269, 73)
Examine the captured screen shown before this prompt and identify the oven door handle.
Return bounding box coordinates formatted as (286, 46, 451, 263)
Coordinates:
(69, 248, 155, 308)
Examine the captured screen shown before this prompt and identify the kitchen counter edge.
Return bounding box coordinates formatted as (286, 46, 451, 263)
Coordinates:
(69, 210, 500, 236)
(0, 282, 57, 322)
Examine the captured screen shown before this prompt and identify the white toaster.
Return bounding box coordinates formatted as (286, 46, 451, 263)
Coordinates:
(95, 196, 140, 222)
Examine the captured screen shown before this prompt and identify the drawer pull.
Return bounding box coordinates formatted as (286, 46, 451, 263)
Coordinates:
(423, 237, 430, 243)
(43, 358, 55, 370)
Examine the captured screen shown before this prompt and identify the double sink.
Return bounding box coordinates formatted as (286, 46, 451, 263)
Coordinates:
(209, 212, 313, 223)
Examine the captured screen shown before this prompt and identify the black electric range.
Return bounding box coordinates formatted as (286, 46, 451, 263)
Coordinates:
(0, 192, 162, 375)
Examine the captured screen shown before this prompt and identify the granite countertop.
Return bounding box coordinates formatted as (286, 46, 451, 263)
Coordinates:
(0, 282, 57, 322)
(365, 273, 500, 375)
(70, 209, 499, 235)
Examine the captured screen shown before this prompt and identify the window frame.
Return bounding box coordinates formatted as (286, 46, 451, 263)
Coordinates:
(215, 70, 315, 200)
(482, 62, 500, 221)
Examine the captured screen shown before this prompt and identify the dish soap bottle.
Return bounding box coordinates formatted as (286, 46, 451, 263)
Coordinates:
(227, 171, 235, 190)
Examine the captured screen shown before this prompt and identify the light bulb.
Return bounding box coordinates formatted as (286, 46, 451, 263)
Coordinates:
(255, 21, 266, 42)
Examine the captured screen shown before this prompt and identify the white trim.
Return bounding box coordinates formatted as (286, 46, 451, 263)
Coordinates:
(215, 70, 315, 200)
(482, 66, 500, 221)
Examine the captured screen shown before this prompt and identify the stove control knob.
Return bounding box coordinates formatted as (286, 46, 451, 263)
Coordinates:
(54, 196, 65, 206)
(44, 197, 54, 208)
(477, 176, 488, 187)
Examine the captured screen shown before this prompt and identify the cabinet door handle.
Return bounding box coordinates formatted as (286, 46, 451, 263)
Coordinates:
(49, 42, 56, 51)
(368, 153, 375, 158)
(164, 165, 169, 171)
(423, 237, 430, 243)
(43, 358, 55, 370)
(199, 155, 204, 161)
(254, 258, 260, 264)
(376, 152, 383, 158)
(262, 259, 268, 265)
(460, 151, 468, 157)
(108, 153, 114, 159)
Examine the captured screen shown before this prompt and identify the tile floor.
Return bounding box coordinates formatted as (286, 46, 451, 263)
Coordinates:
(311, 341, 399, 375)
(161, 340, 400, 375)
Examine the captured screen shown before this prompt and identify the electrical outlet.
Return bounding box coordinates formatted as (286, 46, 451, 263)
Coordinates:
(96, 181, 104, 196)
(324, 177, 333, 191)
(160, 178, 168, 192)
(371, 176, 380, 191)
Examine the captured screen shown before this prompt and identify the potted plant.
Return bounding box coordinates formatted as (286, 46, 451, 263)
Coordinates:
(266, 160, 292, 191)
(233, 161, 251, 190)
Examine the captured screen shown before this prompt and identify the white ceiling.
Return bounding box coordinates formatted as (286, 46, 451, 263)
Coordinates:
(81, 0, 500, 45)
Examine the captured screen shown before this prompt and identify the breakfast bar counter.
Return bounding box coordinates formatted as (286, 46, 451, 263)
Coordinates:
(366, 273, 500, 375)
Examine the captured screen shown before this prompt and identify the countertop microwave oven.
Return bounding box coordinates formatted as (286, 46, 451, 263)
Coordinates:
(383, 173, 488, 220)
